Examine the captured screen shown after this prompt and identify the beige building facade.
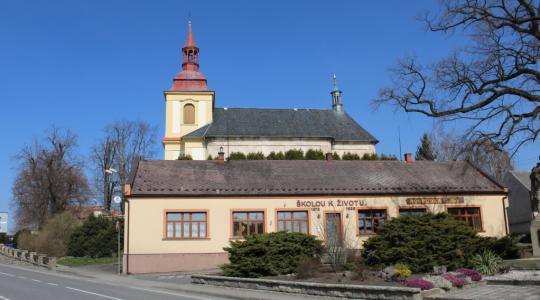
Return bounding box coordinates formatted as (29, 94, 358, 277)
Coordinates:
(123, 159, 508, 274)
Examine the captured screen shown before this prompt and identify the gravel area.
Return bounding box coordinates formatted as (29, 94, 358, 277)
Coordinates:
(485, 270, 540, 282)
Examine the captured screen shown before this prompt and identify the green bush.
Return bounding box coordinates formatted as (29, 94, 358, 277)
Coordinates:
(177, 154, 193, 160)
(362, 213, 486, 273)
(284, 149, 304, 160)
(266, 151, 285, 160)
(331, 152, 341, 160)
(342, 152, 361, 160)
(471, 250, 503, 275)
(0, 233, 6, 244)
(246, 152, 265, 160)
(478, 234, 521, 259)
(68, 215, 117, 258)
(221, 232, 323, 278)
(228, 152, 246, 160)
(361, 153, 377, 160)
(305, 149, 325, 160)
(37, 212, 80, 257)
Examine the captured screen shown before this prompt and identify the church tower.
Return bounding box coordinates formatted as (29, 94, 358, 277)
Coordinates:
(163, 22, 215, 160)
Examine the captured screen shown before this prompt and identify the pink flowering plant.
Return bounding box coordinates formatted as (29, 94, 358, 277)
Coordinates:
(405, 278, 435, 290)
(455, 268, 482, 281)
(441, 273, 467, 288)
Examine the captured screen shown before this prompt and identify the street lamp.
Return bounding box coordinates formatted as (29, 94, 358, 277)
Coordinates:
(105, 167, 123, 275)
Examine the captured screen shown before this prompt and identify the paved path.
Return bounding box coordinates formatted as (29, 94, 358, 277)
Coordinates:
(428, 284, 540, 300)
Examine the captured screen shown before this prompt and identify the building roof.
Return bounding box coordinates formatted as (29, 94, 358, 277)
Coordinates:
(506, 171, 531, 191)
(183, 108, 378, 143)
(128, 160, 505, 197)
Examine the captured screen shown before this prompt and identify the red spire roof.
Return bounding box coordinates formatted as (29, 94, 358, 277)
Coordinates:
(169, 21, 209, 92)
(184, 21, 196, 48)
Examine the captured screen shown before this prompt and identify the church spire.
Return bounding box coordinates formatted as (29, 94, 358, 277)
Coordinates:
(331, 73, 343, 112)
(169, 21, 209, 91)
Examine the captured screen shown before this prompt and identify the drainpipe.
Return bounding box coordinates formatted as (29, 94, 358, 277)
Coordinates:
(123, 184, 132, 275)
(502, 195, 509, 236)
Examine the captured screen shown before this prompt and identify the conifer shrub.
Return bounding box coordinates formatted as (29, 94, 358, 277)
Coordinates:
(246, 152, 265, 160)
(68, 215, 117, 258)
(284, 149, 304, 160)
(266, 151, 285, 160)
(177, 154, 193, 160)
(221, 232, 323, 278)
(342, 152, 361, 160)
(362, 213, 486, 273)
(331, 152, 341, 160)
(228, 152, 247, 160)
(304, 149, 325, 160)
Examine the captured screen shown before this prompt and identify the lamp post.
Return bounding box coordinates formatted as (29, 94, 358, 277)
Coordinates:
(105, 168, 123, 274)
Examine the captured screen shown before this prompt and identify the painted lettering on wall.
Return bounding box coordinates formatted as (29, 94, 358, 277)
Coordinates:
(405, 197, 464, 205)
(296, 199, 366, 208)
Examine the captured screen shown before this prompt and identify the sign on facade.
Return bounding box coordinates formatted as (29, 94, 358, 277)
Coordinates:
(0, 212, 7, 234)
(405, 197, 464, 205)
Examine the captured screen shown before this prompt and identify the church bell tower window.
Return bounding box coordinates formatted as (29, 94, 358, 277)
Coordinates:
(183, 104, 195, 124)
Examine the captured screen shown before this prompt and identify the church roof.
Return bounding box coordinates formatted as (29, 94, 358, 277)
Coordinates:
(183, 108, 378, 143)
(129, 160, 506, 197)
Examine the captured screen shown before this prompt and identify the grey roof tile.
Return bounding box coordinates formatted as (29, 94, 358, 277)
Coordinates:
(130, 160, 505, 197)
(183, 108, 378, 143)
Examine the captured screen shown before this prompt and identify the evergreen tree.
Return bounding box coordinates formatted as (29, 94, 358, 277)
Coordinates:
(415, 133, 436, 161)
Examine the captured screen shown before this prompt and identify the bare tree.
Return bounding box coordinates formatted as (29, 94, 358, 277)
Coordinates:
(374, 0, 539, 153)
(12, 128, 90, 229)
(431, 129, 514, 181)
(91, 120, 157, 211)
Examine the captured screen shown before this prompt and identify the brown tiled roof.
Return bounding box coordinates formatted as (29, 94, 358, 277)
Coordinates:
(129, 160, 505, 197)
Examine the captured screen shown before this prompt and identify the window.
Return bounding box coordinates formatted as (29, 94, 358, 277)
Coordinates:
(232, 211, 264, 238)
(448, 207, 482, 231)
(166, 211, 207, 239)
(183, 104, 195, 124)
(399, 207, 427, 217)
(277, 210, 309, 233)
(358, 209, 387, 235)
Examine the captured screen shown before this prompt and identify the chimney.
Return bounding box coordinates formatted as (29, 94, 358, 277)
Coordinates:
(325, 153, 333, 161)
(404, 153, 414, 163)
(218, 147, 225, 164)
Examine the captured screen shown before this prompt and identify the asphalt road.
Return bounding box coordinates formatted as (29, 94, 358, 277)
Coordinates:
(0, 263, 224, 300)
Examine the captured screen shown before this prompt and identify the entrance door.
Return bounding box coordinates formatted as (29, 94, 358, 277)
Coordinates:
(325, 213, 342, 246)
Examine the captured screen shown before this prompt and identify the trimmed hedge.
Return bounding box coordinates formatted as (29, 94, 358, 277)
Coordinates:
(221, 232, 323, 278)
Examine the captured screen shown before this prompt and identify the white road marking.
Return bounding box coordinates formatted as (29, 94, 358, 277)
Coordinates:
(130, 286, 219, 300)
(65, 287, 123, 300)
(0, 295, 11, 300)
(47, 282, 59, 286)
(0, 272, 14, 277)
(32, 279, 41, 282)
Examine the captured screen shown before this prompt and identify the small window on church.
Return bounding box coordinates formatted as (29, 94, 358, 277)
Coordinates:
(183, 104, 195, 124)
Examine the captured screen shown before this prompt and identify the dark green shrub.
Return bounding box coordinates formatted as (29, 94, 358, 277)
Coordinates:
(284, 149, 304, 160)
(177, 154, 193, 160)
(246, 152, 265, 160)
(342, 152, 361, 160)
(379, 154, 398, 160)
(68, 215, 116, 258)
(228, 152, 246, 160)
(266, 151, 285, 160)
(0, 233, 6, 244)
(305, 149, 325, 160)
(331, 152, 341, 160)
(221, 232, 323, 278)
(361, 153, 377, 160)
(362, 213, 486, 273)
(477, 234, 521, 259)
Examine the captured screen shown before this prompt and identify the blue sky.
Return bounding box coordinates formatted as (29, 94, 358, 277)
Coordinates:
(1, 1, 538, 232)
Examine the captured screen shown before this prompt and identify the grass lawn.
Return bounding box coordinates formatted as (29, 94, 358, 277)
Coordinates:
(57, 256, 116, 267)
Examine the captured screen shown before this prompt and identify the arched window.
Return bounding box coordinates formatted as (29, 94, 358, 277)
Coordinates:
(183, 104, 195, 124)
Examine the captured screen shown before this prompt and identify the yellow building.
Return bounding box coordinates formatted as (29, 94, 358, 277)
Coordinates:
(163, 23, 378, 160)
(123, 156, 508, 274)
